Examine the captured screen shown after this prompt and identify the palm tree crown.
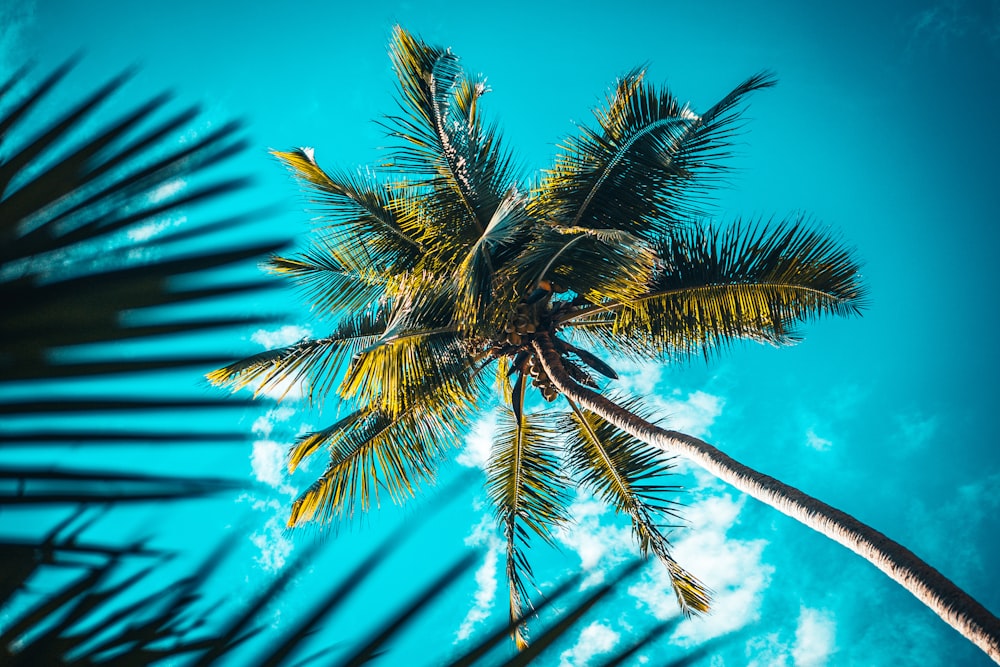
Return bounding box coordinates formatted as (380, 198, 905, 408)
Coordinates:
(209, 26, 866, 647)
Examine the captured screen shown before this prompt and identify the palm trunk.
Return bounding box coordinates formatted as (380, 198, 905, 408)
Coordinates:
(532, 333, 1000, 664)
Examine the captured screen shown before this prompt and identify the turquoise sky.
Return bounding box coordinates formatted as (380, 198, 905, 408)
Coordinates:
(6, 0, 1000, 665)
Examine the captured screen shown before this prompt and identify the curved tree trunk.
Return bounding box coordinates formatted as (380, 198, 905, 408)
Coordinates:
(532, 333, 1000, 664)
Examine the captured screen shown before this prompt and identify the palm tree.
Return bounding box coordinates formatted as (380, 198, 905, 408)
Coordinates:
(208, 26, 1000, 661)
(0, 58, 725, 667)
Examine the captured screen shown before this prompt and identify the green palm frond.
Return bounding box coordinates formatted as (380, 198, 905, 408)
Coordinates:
(487, 386, 571, 649)
(267, 241, 388, 317)
(287, 403, 459, 528)
(338, 282, 480, 416)
(271, 148, 424, 274)
(383, 27, 518, 252)
(206, 308, 386, 402)
(454, 186, 532, 327)
(287, 407, 370, 474)
(505, 226, 656, 306)
(563, 218, 866, 360)
(559, 395, 711, 615)
(535, 70, 775, 239)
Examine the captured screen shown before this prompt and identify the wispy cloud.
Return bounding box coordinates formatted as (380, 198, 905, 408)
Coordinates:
(457, 410, 497, 469)
(613, 361, 724, 440)
(909, 471, 1000, 574)
(629, 492, 773, 646)
(558, 621, 621, 667)
(147, 178, 186, 204)
(893, 410, 939, 451)
(746, 606, 837, 667)
(241, 406, 300, 571)
(905, 0, 1000, 54)
(251, 324, 313, 349)
(127, 217, 184, 242)
(649, 389, 724, 439)
(804, 428, 832, 452)
(244, 325, 314, 401)
(454, 515, 502, 643)
(249, 510, 294, 572)
(237, 495, 295, 572)
(250, 406, 298, 491)
(250, 440, 286, 487)
(791, 607, 837, 666)
(555, 493, 636, 589)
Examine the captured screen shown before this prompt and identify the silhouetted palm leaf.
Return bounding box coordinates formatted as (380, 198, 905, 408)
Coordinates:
(0, 58, 736, 667)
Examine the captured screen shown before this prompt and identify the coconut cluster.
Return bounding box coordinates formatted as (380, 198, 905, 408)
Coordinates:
(525, 353, 558, 402)
(503, 302, 537, 346)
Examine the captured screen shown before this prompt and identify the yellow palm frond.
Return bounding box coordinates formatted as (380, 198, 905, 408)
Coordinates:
(287, 403, 458, 528)
(272, 148, 423, 274)
(562, 217, 866, 361)
(560, 395, 711, 614)
(206, 308, 385, 403)
(383, 27, 520, 258)
(267, 241, 388, 317)
(534, 72, 775, 239)
(487, 382, 571, 647)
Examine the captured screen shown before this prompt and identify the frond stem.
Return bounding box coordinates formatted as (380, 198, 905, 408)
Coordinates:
(569, 117, 687, 228)
(555, 282, 858, 325)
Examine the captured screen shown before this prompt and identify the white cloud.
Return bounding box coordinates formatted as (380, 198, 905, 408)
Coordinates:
(252, 406, 296, 438)
(791, 607, 837, 666)
(251, 440, 286, 487)
(629, 493, 772, 646)
(250, 406, 298, 487)
(559, 621, 621, 667)
(243, 326, 315, 401)
(251, 325, 313, 349)
(615, 359, 665, 396)
(249, 513, 294, 572)
(610, 363, 725, 438)
(745, 631, 791, 667)
(457, 410, 497, 469)
(894, 411, 939, 450)
(909, 471, 1000, 574)
(240, 402, 301, 573)
(744, 606, 837, 667)
(804, 428, 832, 452)
(252, 374, 308, 402)
(455, 515, 502, 643)
(649, 390, 724, 439)
(555, 493, 636, 589)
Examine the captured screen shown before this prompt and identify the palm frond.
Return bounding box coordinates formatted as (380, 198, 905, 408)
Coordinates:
(272, 147, 424, 273)
(487, 387, 571, 648)
(0, 62, 288, 508)
(287, 408, 370, 474)
(563, 217, 866, 361)
(559, 395, 711, 615)
(0, 68, 285, 383)
(535, 70, 775, 239)
(206, 308, 386, 403)
(505, 226, 656, 306)
(382, 26, 518, 253)
(287, 403, 460, 528)
(454, 186, 532, 327)
(267, 241, 388, 317)
(338, 283, 481, 416)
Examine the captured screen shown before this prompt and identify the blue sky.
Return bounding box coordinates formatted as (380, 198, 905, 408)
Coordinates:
(6, 0, 1000, 664)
